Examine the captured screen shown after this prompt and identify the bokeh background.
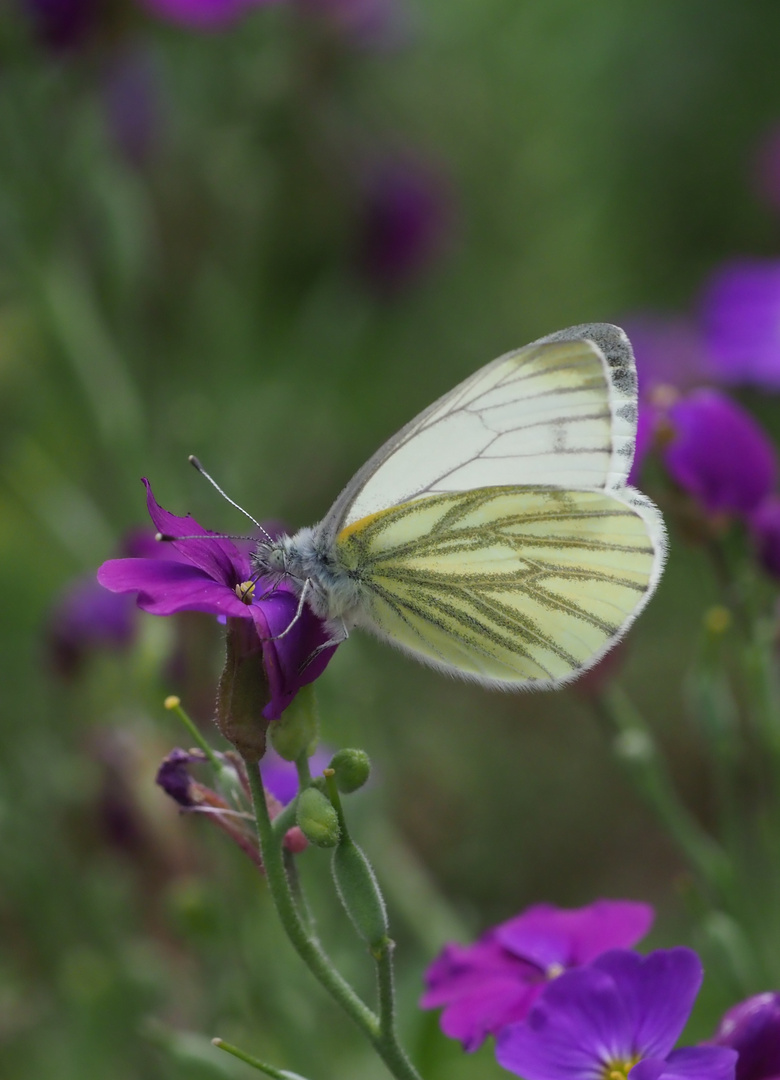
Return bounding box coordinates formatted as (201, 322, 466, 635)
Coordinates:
(4, 1, 780, 1077)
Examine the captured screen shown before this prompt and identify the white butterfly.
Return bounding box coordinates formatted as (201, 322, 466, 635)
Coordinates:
(253, 323, 666, 688)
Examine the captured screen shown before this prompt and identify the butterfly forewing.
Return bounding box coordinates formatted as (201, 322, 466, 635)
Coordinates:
(336, 487, 662, 687)
(326, 325, 637, 536)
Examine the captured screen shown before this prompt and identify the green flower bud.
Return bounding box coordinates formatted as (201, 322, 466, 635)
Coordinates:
(328, 748, 371, 793)
(296, 787, 340, 848)
(331, 838, 388, 948)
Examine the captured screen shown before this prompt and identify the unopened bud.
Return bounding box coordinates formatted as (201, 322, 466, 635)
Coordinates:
(328, 748, 371, 793)
(296, 787, 340, 847)
(332, 838, 388, 948)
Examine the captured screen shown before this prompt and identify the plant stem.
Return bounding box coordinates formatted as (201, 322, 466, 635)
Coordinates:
(243, 758, 422, 1080)
(596, 687, 732, 902)
(212, 1037, 311, 1079)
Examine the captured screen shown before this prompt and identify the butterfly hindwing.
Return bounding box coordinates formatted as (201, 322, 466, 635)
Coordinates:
(336, 486, 662, 687)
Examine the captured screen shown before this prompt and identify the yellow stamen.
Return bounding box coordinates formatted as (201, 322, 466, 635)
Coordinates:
(546, 962, 565, 979)
(235, 580, 256, 603)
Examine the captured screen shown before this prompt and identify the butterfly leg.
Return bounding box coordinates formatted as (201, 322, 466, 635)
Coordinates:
(297, 620, 349, 674)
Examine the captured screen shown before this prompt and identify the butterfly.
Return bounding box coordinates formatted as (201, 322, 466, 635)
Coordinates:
(252, 323, 666, 688)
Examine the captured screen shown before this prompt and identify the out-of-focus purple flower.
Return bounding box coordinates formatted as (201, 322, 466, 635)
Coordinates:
(713, 992, 780, 1080)
(296, 0, 404, 49)
(749, 498, 780, 579)
(420, 900, 653, 1052)
(663, 389, 777, 518)
(138, 0, 279, 30)
(97, 480, 338, 720)
(753, 124, 780, 216)
(624, 314, 714, 394)
(701, 260, 780, 389)
(48, 574, 137, 678)
(102, 46, 161, 167)
(355, 153, 452, 294)
(497, 948, 737, 1080)
(22, 0, 98, 51)
(261, 744, 334, 805)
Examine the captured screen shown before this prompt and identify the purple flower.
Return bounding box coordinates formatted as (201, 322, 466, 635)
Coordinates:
(355, 153, 452, 293)
(701, 260, 780, 389)
(623, 314, 715, 394)
(261, 744, 334, 805)
(296, 0, 404, 49)
(496, 948, 737, 1080)
(421, 900, 654, 1052)
(22, 0, 98, 51)
(47, 574, 137, 678)
(97, 480, 337, 720)
(663, 389, 777, 518)
(713, 992, 780, 1080)
(137, 0, 279, 30)
(749, 498, 780, 579)
(102, 46, 161, 168)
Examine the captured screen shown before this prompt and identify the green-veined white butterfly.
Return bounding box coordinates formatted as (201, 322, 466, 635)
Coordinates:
(252, 323, 666, 688)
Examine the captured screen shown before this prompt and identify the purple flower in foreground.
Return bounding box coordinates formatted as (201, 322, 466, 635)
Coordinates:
(138, 0, 278, 30)
(497, 948, 737, 1080)
(713, 992, 780, 1080)
(701, 260, 780, 389)
(663, 389, 777, 518)
(97, 480, 337, 720)
(421, 900, 653, 1051)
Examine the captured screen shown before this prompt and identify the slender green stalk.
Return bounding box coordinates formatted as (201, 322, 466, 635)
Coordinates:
(245, 760, 379, 1033)
(596, 687, 732, 901)
(212, 1038, 312, 1079)
(165, 695, 223, 770)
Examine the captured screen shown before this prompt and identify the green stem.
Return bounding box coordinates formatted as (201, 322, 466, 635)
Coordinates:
(244, 758, 421, 1080)
(212, 1037, 311, 1080)
(165, 696, 223, 770)
(596, 687, 732, 902)
(324, 773, 421, 1080)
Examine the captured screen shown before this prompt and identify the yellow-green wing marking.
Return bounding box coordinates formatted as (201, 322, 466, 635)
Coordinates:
(336, 486, 662, 687)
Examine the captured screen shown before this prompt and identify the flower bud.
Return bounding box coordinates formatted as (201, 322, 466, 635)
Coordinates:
(270, 684, 319, 762)
(296, 787, 341, 848)
(331, 837, 388, 949)
(328, 748, 371, 793)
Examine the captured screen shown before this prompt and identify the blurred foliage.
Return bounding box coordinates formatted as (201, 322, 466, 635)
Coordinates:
(3, 1, 780, 1077)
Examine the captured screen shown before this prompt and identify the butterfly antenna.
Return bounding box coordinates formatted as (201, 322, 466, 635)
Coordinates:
(188, 455, 274, 544)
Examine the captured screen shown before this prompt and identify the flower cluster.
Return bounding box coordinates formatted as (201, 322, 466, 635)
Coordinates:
(97, 480, 338, 721)
(422, 899, 780, 1080)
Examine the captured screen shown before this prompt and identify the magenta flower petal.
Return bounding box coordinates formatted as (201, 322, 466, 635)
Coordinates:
(142, 479, 251, 585)
(98, 479, 339, 721)
(422, 900, 653, 1052)
(664, 390, 777, 517)
(98, 558, 250, 618)
(713, 992, 780, 1080)
(496, 900, 654, 971)
(623, 314, 714, 393)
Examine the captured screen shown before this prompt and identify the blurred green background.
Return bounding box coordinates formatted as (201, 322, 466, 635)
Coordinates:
(3, 1, 780, 1077)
